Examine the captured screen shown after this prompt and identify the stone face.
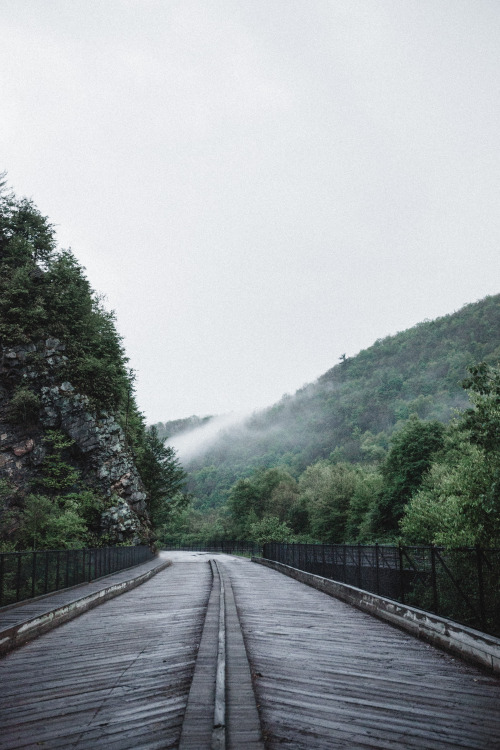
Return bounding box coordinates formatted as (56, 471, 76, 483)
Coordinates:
(101, 497, 142, 542)
(0, 339, 152, 543)
(12, 439, 34, 457)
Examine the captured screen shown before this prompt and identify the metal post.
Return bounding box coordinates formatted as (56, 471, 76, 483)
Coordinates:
(82, 549, 86, 582)
(44, 551, 49, 594)
(65, 550, 70, 588)
(398, 544, 405, 604)
(322, 544, 326, 578)
(476, 545, 487, 633)
(31, 551, 37, 599)
(16, 554, 21, 602)
(0, 554, 4, 606)
(56, 551, 60, 591)
(357, 543, 362, 588)
(375, 543, 380, 595)
(430, 545, 438, 613)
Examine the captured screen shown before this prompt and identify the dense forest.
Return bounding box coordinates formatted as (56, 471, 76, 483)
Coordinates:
(161, 296, 500, 548)
(0, 178, 185, 551)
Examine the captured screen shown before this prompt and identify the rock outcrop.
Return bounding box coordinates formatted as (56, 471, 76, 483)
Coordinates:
(0, 338, 151, 543)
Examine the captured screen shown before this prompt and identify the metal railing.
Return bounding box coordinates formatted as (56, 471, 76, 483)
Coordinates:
(162, 540, 262, 556)
(0, 545, 155, 607)
(263, 542, 500, 637)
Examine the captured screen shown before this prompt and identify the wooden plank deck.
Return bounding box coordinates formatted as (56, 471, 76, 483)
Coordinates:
(1, 552, 499, 749)
(178, 558, 264, 750)
(0, 556, 211, 749)
(0, 556, 170, 656)
(227, 556, 500, 750)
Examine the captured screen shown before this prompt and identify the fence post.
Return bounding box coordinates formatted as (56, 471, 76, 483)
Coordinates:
(56, 551, 60, 591)
(430, 545, 438, 614)
(44, 551, 49, 594)
(0, 554, 4, 606)
(398, 544, 405, 604)
(322, 544, 326, 578)
(65, 550, 70, 588)
(31, 551, 37, 599)
(357, 543, 362, 588)
(476, 545, 487, 633)
(375, 543, 380, 595)
(16, 554, 21, 602)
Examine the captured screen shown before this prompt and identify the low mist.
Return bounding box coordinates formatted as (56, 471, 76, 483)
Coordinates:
(166, 411, 254, 464)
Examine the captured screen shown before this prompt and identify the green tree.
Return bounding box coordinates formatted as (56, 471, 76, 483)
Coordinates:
(137, 426, 187, 528)
(345, 467, 384, 542)
(249, 516, 295, 545)
(298, 461, 358, 543)
(401, 363, 500, 547)
(17, 494, 87, 550)
(461, 361, 500, 452)
(37, 431, 80, 495)
(226, 467, 296, 537)
(7, 387, 40, 425)
(372, 416, 445, 535)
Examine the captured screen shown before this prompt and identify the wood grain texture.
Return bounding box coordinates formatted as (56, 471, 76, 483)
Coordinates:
(0, 558, 211, 749)
(227, 557, 500, 750)
(1, 552, 499, 750)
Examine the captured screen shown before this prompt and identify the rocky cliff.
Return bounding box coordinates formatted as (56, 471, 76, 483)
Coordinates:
(0, 337, 152, 544)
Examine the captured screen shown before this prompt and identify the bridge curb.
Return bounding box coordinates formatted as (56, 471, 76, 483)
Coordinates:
(252, 557, 500, 675)
(0, 558, 171, 657)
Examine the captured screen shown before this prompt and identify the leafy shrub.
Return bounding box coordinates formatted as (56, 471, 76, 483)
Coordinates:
(7, 387, 40, 425)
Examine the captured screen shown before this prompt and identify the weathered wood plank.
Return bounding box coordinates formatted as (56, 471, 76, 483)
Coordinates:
(2, 552, 500, 750)
(227, 557, 500, 750)
(0, 559, 211, 749)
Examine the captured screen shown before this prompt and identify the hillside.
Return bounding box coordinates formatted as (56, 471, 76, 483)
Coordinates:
(183, 295, 500, 509)
(0, 182, 183, 551)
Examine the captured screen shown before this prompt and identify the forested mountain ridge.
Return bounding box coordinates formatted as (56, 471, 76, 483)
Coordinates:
(184, 294, 500, 510)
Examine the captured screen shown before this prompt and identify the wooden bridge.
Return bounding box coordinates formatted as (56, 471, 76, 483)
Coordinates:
(0, 551, 499, 749)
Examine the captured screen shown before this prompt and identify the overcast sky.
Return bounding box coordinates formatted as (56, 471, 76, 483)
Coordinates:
(1, 1, 499, 422)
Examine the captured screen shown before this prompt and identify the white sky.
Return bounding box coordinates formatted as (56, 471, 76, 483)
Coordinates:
(1, 0, 499, 422)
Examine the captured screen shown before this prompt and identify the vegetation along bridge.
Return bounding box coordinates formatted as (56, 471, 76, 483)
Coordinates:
(0, 550, 499, 749)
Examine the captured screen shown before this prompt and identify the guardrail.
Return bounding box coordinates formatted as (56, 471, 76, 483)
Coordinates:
(0, 545, 155, 607)
(263, 542, 500, 637)
(162, 540, 262, 556)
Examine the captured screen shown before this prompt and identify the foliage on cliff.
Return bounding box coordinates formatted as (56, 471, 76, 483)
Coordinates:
(0, 178, 185, 549)
(0, 179, 130, 412)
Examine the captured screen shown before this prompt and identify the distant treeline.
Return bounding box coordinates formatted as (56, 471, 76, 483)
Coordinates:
(154, 415, 213, 441)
